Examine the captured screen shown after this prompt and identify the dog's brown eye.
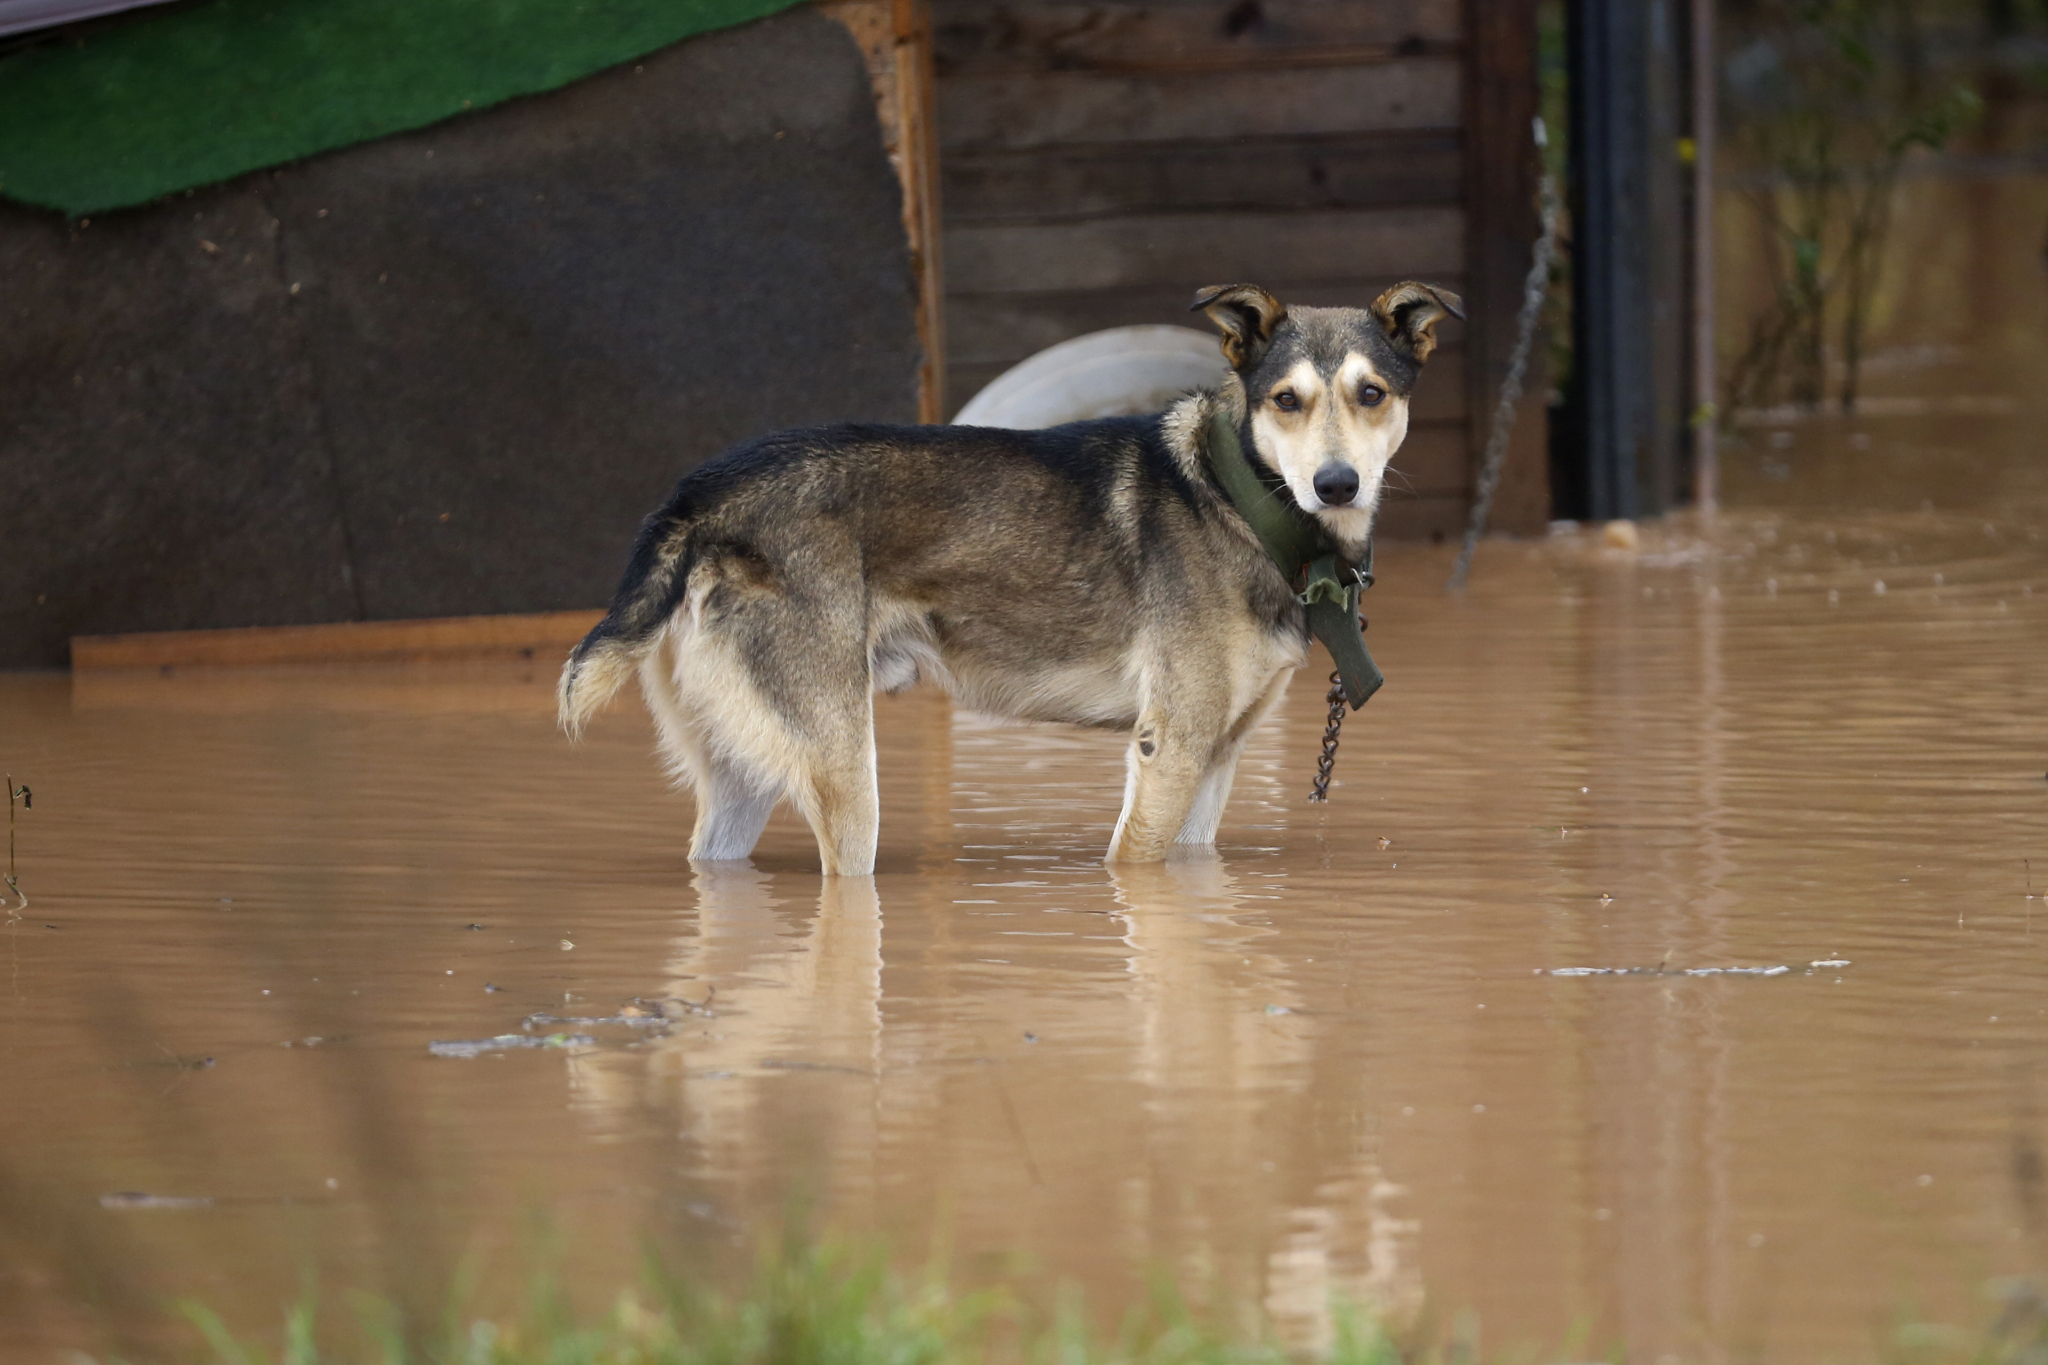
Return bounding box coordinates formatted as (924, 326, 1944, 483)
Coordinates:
(1273, 390, 1300, 411)
(1359, 384, 1386, 407)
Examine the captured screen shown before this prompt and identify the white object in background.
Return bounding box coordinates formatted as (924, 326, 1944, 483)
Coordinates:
(952, 325, 1227, 430)
(0, 0, 178, 37)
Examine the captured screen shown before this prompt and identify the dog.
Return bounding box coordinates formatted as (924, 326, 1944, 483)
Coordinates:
(558, 281, 1461, 874)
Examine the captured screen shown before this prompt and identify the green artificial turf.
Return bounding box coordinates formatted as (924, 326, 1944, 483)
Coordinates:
(0, 0, 806, 217)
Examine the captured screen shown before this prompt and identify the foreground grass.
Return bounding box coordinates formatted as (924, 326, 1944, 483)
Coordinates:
(177, 1234, 1420, 1365)
(176, 1234, 2048, 1365)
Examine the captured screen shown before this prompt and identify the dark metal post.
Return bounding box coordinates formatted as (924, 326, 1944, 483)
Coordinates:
(1691, 0, 1719, 516)
(1566, 0, 1688, 520)
(1568, 0, 1651, 520)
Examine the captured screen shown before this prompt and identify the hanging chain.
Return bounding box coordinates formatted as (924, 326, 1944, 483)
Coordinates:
(5, 775, 28, 912)
(1448, 115, 1563, 592)
(1307, 671, 1346, 803)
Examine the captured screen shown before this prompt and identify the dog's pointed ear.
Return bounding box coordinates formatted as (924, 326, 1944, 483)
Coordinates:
(1371, 281, 1464, 364)
(1190, 283, 1287, 370)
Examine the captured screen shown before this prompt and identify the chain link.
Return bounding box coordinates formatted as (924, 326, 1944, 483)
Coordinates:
(1307, 671, 1346, 803)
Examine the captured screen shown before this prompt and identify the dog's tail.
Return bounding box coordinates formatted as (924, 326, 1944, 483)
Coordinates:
(558, 509, 697, 738)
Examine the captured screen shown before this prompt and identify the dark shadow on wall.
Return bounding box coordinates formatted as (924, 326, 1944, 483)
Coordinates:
(0, 7, 921, 668)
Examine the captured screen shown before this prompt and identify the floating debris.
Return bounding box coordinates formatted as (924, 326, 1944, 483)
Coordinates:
(1684, 966, 1793, 977)
(428, 1032, 592, 1059)
(523, 1010, 668, 1031)
(100, 1192, 213, 1210)
(760, 1059, 870, 1075)
(522, 996, 682, 1031)
(1544, 967, 1653, 977)
(432, 996, 692, 1058)
(1542, 959, 1849, 978)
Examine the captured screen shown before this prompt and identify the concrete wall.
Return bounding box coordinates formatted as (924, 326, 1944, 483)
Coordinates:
(0, 7, 922, 667)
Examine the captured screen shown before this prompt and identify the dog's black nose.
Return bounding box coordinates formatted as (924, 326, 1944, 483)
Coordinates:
(1312, 464, 1360, 506)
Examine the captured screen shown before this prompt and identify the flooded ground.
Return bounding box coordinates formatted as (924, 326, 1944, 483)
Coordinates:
(4, 317, 2048, 1365)
(3, 404, 2047, 1363)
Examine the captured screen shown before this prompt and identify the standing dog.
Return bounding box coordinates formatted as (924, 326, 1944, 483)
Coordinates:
(559, 281, 1460, 874)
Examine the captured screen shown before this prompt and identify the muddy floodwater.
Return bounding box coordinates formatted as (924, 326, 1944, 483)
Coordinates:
(3, 412, 2047, 1362)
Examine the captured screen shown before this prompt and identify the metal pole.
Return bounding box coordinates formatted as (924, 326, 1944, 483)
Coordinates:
(1691, 0, 1719, 516)
(1568, 0, 1655, 522)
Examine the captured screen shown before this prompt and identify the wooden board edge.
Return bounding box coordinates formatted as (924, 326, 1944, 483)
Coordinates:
(71, 610, 605, 671)
(818, 0, 947, 423)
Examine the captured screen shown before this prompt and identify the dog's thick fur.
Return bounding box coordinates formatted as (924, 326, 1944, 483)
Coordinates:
(560, 281, 1460, 874)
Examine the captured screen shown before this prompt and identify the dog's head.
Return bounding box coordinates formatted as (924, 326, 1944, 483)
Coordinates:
(1192, 281, 1462, 543)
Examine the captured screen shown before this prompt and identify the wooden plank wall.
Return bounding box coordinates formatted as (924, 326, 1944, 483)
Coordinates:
(932, 0, 1546, 538)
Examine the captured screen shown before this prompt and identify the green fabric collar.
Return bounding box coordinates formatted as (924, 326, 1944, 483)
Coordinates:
(1201, 410, 1384, 710)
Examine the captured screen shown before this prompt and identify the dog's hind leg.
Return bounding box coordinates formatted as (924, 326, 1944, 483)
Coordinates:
(711, 542, 880, 877)
(641, 637, 783, 864)
(686, 665, 875, 875)
(692, 753, 779, 862)
(790, 713, 880, 877)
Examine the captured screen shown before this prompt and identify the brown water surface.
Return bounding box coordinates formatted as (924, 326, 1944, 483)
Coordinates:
(3, 417, 2047, 1363)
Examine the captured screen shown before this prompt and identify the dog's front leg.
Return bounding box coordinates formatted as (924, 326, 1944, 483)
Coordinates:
(1106, 703, 1217, 864)
(1176, 667, 1292, 847)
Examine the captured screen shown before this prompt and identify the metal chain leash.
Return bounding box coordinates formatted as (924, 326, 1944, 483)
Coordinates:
(1448, 116, 1562, 593)
(1307, 670, 1346, 803)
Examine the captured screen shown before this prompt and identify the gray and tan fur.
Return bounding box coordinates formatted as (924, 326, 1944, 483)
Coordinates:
(559, 281, 1461, 874)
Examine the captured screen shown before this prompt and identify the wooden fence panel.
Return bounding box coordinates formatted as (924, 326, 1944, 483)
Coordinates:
(932, 0, 1460, 74)
(938, 61, 1460, 149)
(933, 0, 1542, 538)
(945, 207, 1464, 295)
(943, 130, 1463, 224)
